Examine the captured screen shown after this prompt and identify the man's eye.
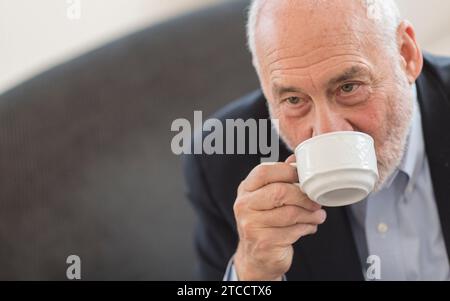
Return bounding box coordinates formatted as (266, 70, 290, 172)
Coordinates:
(340, 83, 360, 94)
(286, 97, 302, 105)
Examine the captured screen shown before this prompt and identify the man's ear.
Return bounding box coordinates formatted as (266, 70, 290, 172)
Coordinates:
(397, 20, 424, 84)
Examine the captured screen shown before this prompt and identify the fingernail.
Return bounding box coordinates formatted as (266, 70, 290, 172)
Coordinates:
(319, 209, 327, 223)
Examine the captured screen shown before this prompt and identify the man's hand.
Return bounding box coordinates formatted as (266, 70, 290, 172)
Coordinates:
(233, 156, 327, 281)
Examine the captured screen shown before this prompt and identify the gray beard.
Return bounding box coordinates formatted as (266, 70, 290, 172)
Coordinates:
(372, 85, 414, 191)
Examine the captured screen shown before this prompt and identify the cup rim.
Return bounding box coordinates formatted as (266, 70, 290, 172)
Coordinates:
(295, 131, 374, 153)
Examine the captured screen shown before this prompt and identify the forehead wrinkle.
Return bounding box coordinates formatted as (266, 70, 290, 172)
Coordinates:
(259, 26, 380, 67)
(267, 49, 366, 74)
(264, 46, 298, 61)
(267, 44, 358, 65)
(263, 33, 372, 68)
(268, 53, 370, 80)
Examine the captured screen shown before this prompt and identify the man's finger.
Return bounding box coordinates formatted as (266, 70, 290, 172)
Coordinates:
(285, 154, 296, 164)
(256, 223, 320, 248)
(241, 163, 298, 193)
(253, 205, 327, 228)
(246, 182, 321, 211)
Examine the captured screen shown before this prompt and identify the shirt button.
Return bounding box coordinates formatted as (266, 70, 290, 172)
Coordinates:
(377, 223, 389, 234)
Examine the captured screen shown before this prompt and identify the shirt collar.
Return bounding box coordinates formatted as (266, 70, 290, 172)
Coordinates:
(383, 84, 425, 200)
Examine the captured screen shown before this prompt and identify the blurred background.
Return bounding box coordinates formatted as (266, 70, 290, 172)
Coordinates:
(2, 0, 450, 94)
(0, 0, 449, 280)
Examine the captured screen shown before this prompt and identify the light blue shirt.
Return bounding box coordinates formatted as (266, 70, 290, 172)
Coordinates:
(225, 85, 450, 281)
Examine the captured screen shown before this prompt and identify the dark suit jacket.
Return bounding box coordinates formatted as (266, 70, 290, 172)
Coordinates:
(183, 54, 450, 281)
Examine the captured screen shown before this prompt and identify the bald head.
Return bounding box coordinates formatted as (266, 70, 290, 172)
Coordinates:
(247, 0, 401, 69)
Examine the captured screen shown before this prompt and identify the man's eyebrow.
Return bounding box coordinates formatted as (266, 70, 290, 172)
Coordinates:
(327, 66, 369, 87)
(272, 85, 305, 98)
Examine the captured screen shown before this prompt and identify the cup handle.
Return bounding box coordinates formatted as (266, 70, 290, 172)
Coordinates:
(288, 163, 304, 190)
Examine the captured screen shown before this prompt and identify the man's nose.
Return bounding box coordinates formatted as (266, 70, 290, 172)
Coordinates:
(312, 106, 353, 137)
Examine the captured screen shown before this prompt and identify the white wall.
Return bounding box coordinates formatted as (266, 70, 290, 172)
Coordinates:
(1, 0, 450, 94)
(0, 0, 222, 94)
(396, 0, 450, 56)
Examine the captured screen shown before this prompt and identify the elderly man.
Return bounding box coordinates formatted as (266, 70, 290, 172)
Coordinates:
(183, 0, 450, 281)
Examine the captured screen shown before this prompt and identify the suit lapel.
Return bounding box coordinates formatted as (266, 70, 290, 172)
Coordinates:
(417, 59, 450, 262)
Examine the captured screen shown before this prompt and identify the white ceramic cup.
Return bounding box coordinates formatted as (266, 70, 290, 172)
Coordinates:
(293, 131, 379, 207)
